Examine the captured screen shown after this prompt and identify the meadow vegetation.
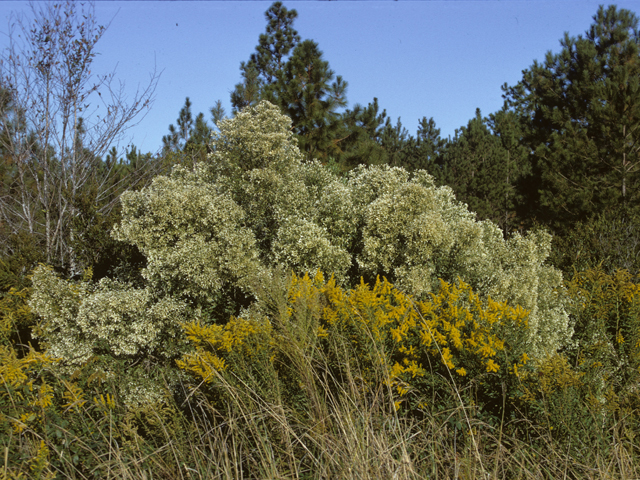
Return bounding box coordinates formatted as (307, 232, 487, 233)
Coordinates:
(1, 102, 639, 479)
(2, 2, 640, 478)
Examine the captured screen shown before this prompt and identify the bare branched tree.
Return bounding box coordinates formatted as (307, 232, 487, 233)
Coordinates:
(0, 1, 159, 274)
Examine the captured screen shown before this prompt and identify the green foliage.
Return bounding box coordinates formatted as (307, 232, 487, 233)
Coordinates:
(337, 98, 390, 169)
(336, 100, 445, 173)
(408, 116, 447, 172)
(566, 268, 640, 401)
(504, 5, 640, 234)
(233, 3, 348, 161)
(436, 109, 530, 235)
(267, 39, 348, 161)
(510, 266, 640, 454)
(231, 1, 300, 112)
(161, 97, 227, 166)
(550, 211, 640, 276)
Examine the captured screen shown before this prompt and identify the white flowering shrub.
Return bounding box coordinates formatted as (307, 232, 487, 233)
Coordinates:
(210, 100, 303, 177)
(112, 166, 262, 309)
(29, 266, 186, 367)
(272, 217, 352, 281)
(344, 165, 571, 355)
(29, 100, 571, 390)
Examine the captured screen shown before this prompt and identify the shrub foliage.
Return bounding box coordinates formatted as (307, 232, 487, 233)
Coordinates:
(2, 101, 639, 478)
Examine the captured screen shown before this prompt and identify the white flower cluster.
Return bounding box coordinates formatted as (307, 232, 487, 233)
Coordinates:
(29, 266, 186, 367)
(272, 217, 352, 281)
(210, 100, 303, 178)
(347, 164, 571, 354)
(113, 168, 262, 306)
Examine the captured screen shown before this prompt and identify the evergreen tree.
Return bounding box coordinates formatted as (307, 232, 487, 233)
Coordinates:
(487, 107, 532, 233)
(186, 113, 212, 153)
(231, 2, 348, 161)
(162, 97, 195, 153)
(162, 97, 221, 161)
(379, 116, 412, 168)
(338, 98, 389, 169)
(437, 109, 524, 234)
(230, 61, 263, 113)
(210, 100, 227, 129)
(250, 1, 300, 85)
(337, 102, 444, 173)
(268, 39, 348, 160)
(504, 5, 640, 233)
(231, 2, 300, 113)
(408, 116, 446, 172)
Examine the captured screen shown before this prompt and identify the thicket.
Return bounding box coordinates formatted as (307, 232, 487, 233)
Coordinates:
(1, 2, 640, 479)
(0, 101, 636, 478)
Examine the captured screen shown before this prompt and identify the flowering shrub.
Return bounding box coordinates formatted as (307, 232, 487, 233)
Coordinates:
(178, 271, 533, 418)
(28, 266, 187, 407)
(112, 167, 262, 310)
(509, 268, 640, 445)
(27, 101, 571, 411)
(29, 266, 186, 367)
(348, 165, 570, 356)
(318, 273, 532, 412)
(565, 268, 640, 408)
(0, 343, 57, 435)
(177, 316, 275, 384)
(224, 102, 568, 354)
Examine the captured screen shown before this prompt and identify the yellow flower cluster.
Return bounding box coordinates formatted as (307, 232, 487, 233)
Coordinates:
(418, 280, 529, 372)
(178, 270, 532, 412)
(319, 275, 530, 408)
(177, 316, 274, 383)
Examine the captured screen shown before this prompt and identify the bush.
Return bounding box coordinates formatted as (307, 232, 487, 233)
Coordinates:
(178, 271, 533, 424)
(101, 101, 571, 358)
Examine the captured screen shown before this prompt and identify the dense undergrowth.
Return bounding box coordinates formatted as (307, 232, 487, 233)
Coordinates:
(1, 267, 639, 479)
(1, 102, 639, 479)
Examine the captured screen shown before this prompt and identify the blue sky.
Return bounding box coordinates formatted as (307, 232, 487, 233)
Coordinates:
(3, 0, 640, 154)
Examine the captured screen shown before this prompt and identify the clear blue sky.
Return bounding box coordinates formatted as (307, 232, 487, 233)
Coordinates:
(3, 1, 640, 154)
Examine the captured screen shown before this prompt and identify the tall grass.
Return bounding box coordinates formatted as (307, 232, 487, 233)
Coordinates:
(2, 269, 639, 479)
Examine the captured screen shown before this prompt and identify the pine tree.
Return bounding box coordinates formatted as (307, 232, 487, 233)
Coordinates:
(338, 98, 389, 169)
(230, 61, 263, 113)
(185, 113, 212, 154)
(162, 97, 219, 161)
(210, 100, 227, 129)
(379, 117, 412, 168)
(250, 1, 300, 85)
(437, 109, 524, 234)
(162, 97, 195, 153)
(504, 5, 640, 233)
(268, 39, 348, 160)
(231, 2, 300, 113)
(487, 108, 531, 234)
(408, 116, 446, 172)
(337, 103, 444, 173)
